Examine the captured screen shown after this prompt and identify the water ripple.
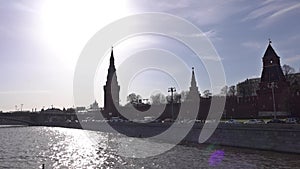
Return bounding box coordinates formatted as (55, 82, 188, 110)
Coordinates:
(0, 126, 299, 168)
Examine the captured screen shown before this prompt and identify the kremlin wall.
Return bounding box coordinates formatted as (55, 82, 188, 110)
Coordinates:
(102, 42, 300, 121)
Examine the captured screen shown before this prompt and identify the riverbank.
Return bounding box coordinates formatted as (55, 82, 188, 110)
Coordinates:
(3, 120, 296, 154)
(1, 126, 299, 168)
(38, 121, 300, 154)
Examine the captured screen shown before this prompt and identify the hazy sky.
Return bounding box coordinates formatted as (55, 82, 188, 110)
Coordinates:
(1, 0, 300, 111)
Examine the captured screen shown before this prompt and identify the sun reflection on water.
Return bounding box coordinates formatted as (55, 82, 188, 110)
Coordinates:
(39, 127, 112, 168)
(1, 127, 299, 169)
(38, 127, 134, 168)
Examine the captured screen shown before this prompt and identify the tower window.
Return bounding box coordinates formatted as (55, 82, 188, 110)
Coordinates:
(270, 60, 273, 63)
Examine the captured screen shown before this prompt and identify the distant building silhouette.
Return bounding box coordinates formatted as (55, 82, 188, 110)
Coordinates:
(237, 78, 260, 99)
(103, 47, 120, 118)
(90, 100, 100, 110)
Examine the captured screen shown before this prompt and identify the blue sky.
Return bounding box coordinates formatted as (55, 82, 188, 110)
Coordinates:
(1, 0, 300, 111)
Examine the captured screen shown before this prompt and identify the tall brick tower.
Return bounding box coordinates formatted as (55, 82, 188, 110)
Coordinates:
(257, 41, 290, 117)
(103, 47, 120, 118)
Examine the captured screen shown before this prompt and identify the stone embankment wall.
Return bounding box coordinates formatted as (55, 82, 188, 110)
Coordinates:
(83, 122, 300, 154)
(190, 123, 300, 154)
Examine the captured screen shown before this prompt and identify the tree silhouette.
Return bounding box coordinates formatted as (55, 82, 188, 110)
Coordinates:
(150, 93, 166, 105)
(220, 85, 228, 95)
(228, 85, 236, 96)
(203, 90, 212, 98)
(127, 93, 142, 104)
(180, 91, 189, 102)
(282, 64, 295, 77)
(282, 64, 297, 87)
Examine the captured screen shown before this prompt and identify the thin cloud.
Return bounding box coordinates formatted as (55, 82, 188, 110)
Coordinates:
(171, 29, 221, 40)
(241, 41, 263, 50)
(283, 55, 300, 63)
(129, 0, 246, 26)
(292, 34, 300, 41)
(243, 1, 300, 28)
(242, 2, 286, 21)
(269, 3, 300, 19)
(203, 29, 222, 41)
(200, 55, 223, 62)
(261, 0, 275, 5)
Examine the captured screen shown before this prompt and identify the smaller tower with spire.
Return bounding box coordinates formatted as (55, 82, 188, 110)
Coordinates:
(182, 67, 201, 120)
(187, 67, 200, 101)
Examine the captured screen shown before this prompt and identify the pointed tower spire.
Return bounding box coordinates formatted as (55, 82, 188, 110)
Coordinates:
(261, 41, 285, 82)
(104, 46, 120, 118)
(110, 46, 115, 69)
(189, 67, 199, 94)
(187, 67, 200, 101)
(263, 42, 279, 60)
(191, 67, 197, 88)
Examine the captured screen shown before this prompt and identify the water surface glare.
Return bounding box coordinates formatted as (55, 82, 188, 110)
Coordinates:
(0, 126, 299, 168)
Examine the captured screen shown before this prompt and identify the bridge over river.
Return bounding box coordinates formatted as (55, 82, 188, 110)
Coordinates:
(0, 111, 78, 127)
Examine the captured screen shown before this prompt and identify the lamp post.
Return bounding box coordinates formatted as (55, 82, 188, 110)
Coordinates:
(168, 87, 176, 121)
(268, 82, 277, 119)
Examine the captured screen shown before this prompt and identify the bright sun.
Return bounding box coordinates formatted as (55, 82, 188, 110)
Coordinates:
(38, 0, 130, 69)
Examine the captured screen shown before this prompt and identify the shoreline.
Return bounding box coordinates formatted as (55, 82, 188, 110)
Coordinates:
(3, 122, 298, 154)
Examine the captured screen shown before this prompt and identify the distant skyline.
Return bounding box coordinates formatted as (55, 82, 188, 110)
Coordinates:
(1, 0, 300, 111)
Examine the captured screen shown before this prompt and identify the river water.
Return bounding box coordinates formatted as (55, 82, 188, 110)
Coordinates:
(0, 126, 299, 169)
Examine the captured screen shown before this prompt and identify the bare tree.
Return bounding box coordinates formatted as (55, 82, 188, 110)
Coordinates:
(282, 64, 295, 77)
(180, 91, 189, 102)
(150, 93, 166, 105)
(203, 90, 212, 98)
(220, 85, 228, 95)
(228, 85, 236, 96)
(282, 64, 297, 85)
(166, 93, 181, 103)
